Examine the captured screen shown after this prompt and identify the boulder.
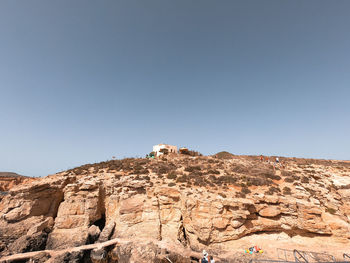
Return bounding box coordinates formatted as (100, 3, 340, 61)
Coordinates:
(97, 222, 116, 243)
(27, 217, 54, 236)
(88, 224, 101, 243)
(258, 206, 281, 217)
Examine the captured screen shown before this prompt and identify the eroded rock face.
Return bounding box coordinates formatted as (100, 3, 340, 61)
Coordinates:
(0, 155, 349, 261)
(0, 172, 33, 193)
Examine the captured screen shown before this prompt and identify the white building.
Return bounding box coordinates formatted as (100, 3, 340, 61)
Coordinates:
(153, 144, 178, 156)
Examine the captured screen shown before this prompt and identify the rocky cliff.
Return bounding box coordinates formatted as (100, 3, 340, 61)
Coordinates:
(0, 154, 349, 262)
(0, 172, 32, 193)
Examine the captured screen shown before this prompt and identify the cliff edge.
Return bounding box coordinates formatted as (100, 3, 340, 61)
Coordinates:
(0, 154, 349, 262)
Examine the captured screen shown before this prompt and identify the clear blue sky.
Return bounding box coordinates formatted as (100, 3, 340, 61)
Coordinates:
(0, 1, 349, 177)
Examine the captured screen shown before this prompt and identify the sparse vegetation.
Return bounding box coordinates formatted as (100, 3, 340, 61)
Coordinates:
(63, 154, 350, 205)
(301, 176, 310, 183)
(185, 166, 201, 172)
(176, 175, 188, 183)
(281, 170, 293, 177)
(241, 187, 251, 195)
(208, 169, 220, 175)
(305, 187, 316, 196)
(167, 171, 178, 180)
(236, 192, 246, 198)
(283, 186, 292, 195)
(265, 186, 281, 195)
(326, 207, 336, 214)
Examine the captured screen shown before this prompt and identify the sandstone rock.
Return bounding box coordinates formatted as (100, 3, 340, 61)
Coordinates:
(331, 174, 350, 189)
(88, 225, 101, 243)
(0, 172, 33, 192)
(322, 212, 350, 238)
(110, 241, 159, 263)
(1, 155, 350, 261)
(119, 195, 144, 215)
(27, 217, 54, 236)
(259, 206, 281, 217)
(264, 195, 279, 204)
(338, 189, 350, 198)
(97, 222, 116, 243)
(46, 228, 89, 250)
(231, 219, 245, 228)
(90, 222, 116, 263)
(4, 201, 32, 222)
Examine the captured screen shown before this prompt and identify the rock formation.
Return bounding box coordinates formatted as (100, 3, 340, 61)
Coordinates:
(0, 154, 349, 262)
(0, 172, 32, 193)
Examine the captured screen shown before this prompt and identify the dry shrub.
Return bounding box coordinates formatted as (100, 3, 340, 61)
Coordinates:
(167, 171, 177, 180)
(309, 173, 321, 180)
(304, 187, 316, 196)
(265, 186, 281, 195)
(154, 164, 171, 174)
(326, 207, 336, 214)
(281, 170, 293, 177)
(231, 164, 249, 174)
(208, 169, 220, 175)
(283, 186, 292, 195)
(176, 175, 189, 183)
(301, 176, 309, 183)
(246, 176, 273, 186)
(284, 177, 295, 183)
(281, 170, 300, 183)
(305, 169, 316, 174)
(135, 175, 147, 181)
(257, 170, 281, 181)
(180, 149, 202, 156)
(143, 175, 150, 181)
(185, 166, 201, 172)
(213, 174, 238, 185)
(241, 187, 251, 194)
(134, 165, 149, 175)
(236, 192, 246, 198)
(193, 177, 206, 187)
(68, 157, 152, 175)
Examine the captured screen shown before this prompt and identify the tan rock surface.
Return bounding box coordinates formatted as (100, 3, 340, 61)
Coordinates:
(0, 155, 349, 261)
(0, 172, 34, 193)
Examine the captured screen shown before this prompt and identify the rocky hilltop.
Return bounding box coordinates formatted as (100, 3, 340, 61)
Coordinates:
(0, 153, 350, 262)
(0, 172, 32, 193)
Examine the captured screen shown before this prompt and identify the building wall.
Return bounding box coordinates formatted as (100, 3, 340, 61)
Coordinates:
(153, 144, 178, 156)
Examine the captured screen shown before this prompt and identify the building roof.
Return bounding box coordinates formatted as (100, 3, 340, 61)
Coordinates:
(154, 144, 176, 147)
